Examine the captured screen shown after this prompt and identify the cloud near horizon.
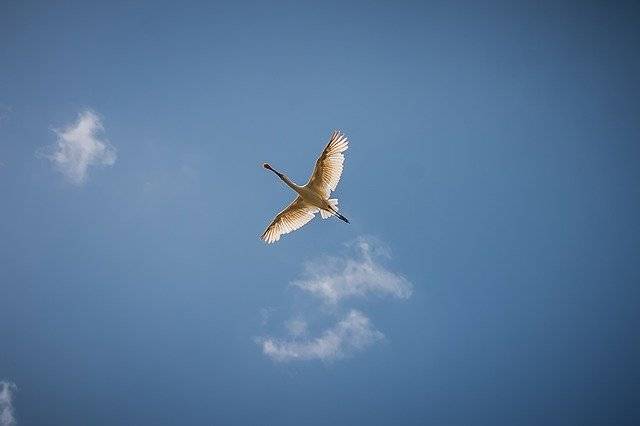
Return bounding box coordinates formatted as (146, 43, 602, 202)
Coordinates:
(292, 237, 413, 305)
(0, 381, 17, 426)
(260, 310, 383, 362)
(39, 110, 116, 185)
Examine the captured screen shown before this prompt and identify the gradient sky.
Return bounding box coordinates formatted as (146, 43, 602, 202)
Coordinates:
(1, 1, 639, 425)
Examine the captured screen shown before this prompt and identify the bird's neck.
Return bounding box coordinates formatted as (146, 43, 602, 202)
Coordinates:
(280, 173, 301, 192)
(272, 169, 301, 193)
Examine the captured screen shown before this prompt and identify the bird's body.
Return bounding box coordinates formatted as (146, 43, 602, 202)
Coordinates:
(261, 130, 350, 244)
(294, 185, 330, 211)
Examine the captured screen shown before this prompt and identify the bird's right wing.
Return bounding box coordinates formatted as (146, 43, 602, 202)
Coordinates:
(306, 130, 349, 198)
(261, 196, 317, 244)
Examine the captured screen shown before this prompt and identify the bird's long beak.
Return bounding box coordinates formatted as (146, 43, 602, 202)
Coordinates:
(263, 162, 285, 179)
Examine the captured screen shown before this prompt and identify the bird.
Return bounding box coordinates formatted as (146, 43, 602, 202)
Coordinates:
(261, 130, 350, 244)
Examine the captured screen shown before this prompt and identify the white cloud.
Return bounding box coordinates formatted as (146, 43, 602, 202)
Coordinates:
(39, 110, 116, 185)
(292, 237, 413, 305)
(260, 310, 383, 362)
(258, 237, 412, 363)
(0, 381, 17, 426)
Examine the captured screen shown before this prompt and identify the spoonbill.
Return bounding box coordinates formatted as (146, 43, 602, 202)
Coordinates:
(261, 130, 350, 244)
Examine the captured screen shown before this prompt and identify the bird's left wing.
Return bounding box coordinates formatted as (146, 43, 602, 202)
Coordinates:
(261, 196, 317, 244)
(306, 130, 349, 198)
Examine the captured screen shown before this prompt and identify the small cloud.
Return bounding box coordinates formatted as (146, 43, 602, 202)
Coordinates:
(259, 310, 383, 362)
(0, 381, 17, 426)
(292, 236, 413, 304)
(38, 109, 116, 185)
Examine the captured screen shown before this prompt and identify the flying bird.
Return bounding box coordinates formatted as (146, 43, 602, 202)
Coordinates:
(261, 130, 350, 244)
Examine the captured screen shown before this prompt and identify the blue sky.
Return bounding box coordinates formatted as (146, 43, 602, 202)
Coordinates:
(1, 1, 639, 425)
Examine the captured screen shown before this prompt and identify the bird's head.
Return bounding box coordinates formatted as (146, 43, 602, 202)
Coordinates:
(263, 163, 273, 171)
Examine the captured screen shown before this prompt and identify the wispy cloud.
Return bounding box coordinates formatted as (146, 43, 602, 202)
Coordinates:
(39, 109, 116, 185)
(0, 381, 17, 426)
(292, 237, 413, 305)
(258, 237, 412, 363)
(260, 310, 383, 362)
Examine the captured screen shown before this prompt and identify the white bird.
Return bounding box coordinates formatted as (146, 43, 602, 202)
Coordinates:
(261, 130, 350, 244)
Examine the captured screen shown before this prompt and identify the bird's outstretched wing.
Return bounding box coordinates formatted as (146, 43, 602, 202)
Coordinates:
(306, 130, 349, 198)
(261, 196, 317, 244)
